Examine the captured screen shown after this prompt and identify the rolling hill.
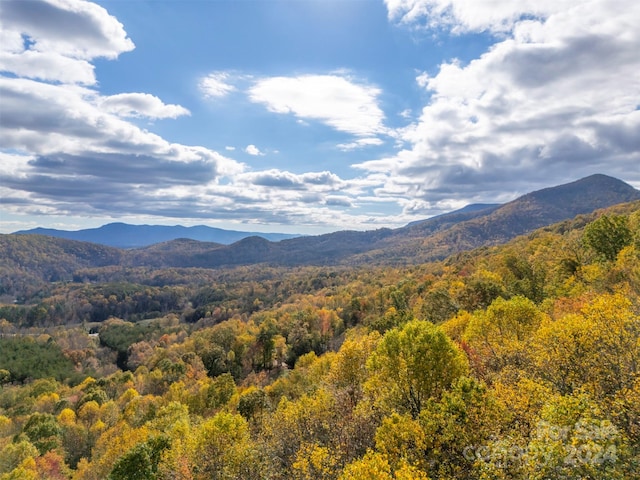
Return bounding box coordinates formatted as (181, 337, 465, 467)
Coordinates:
(2, 174, 639, 279)
(14, 222, 300, 248)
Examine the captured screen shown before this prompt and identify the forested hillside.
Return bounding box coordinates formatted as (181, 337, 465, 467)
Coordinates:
(5, 175, 639, 272)
(0, 203, 639, 479)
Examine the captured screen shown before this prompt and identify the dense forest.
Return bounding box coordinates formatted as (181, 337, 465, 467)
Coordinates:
(0, 202, 639, 479)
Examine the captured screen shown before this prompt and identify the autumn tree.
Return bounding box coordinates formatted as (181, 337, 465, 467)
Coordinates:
(463, 296, 546, 375)
(583, 214, 632, 262)
(366, 320, 469, 419)
(190, 412, 259, 480)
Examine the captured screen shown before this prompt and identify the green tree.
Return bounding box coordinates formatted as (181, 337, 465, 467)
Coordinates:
(583, 214, 632, 262)
(109, 436, 170, 480)
(366, 320, 469, 419)
(23, 413, 61, 455)
(0, 440, 38, 475)
(206, 373, 236, 410)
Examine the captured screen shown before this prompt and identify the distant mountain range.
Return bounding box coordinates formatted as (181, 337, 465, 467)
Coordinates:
(14, 222, 300, 248)
(3, 174, 639, 279)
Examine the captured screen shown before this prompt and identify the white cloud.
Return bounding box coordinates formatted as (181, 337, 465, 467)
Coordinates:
(248, 74, 386, 139)
(3, 0, 638, 233)
(384, 0, 575, 33)
(0, 50, 96, 84)
(0, 0, 134, 60)
(199, 72, 236, 98)
(0, 0, 246, 224)
(238, 169, 344, 190)
(0, 0, 134, 86)
(337, 137, 384, 151)
(99, 93, 190, 119)
(325, 196, 353, 207)
(245, 144, 264, 156)
(2, 1, 400, 233)
(362, 0, 640, 202)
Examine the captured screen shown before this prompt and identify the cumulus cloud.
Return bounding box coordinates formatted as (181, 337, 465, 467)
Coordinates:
(248, 74, 386, 139)
(245, 144, 264, 156)
(3, 0, 638, 233)
(325, 196, 353, 207)
(0, 1, 377, 232)
(0, 0, 251, 226)
(0, 50, 96, 84)
(0, 0, 133, 86)
(99, 93, 190, 119)
(239, 169, 344, 191)
(0, 0, 134, 58)
(199, 72, 237, 98)
(361, 0, 640, 203)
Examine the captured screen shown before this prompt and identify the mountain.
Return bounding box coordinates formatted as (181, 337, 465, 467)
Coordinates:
(0, 234, 125, 294)
(405, 203, 500, 228)
(358, 173, 640, 263)
(179, 174, 639, 267)
(2, 174, 639, 276)
(14, 222, 300, 248)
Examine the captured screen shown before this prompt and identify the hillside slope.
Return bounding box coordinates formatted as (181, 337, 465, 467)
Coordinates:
(159, 174, 640, 267)
(2, 174, 639, 275)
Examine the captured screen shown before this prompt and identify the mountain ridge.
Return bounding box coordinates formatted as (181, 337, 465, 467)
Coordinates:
(14, 222, 301, 248)
(3, 174, 639, 276)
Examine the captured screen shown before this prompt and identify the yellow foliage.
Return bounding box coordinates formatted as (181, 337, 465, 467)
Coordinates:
(117, 387, 139, 407)
(326, 331, 380, 408)
(463, 296, 546, 374)
(99, 400, 120, 428)
(441, 310, 473, 343)
(339, 451, 392, 480)
(77, 400, 100, 427)
(1, 458, 39, 480)
(190, 412, 257, 480)
(491, 377, 556, 437)
(374, 413, 427, 471)
(57, 408, 76, 426)
(0, 416, 12, 437)
(292, 443, 340, 480)
(75, 423, 151, 480)
(34, 392, 59, 414)
(394, 462, 430, 480)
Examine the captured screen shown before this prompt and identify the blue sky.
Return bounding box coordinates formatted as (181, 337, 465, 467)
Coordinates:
(1, 0, 639, 235)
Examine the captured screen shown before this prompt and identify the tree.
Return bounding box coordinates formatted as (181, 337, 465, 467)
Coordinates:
(23, 413, 62, 455)
(463, 296, 546, 374)
(374, 413, 427, 471)
(206, 373, 236, 410)
(0, 440, 38, 475)
(366, 320, 469, 419)
(338, 450, 429, 480)
(261, 388, 338, 478)
(109, 436, 170, 480)
(0, 369, 10, 385)
(339, 451, 393, 480)
(238, 387, 267, 422)
(190, 412, 258, 480)
(521, 393, 627, 480)
(326, 330, 380, 408)
(583, 214, 632, 262)
(418, 377, 506, 479)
